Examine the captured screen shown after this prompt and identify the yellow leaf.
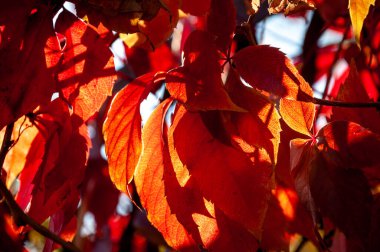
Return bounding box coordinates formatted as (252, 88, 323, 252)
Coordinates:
(349, 0, 375, 43)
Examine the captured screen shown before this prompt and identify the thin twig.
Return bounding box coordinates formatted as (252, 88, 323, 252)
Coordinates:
(0, 124, 80, 252)
(316, 24, 350, 117)
(313, 98, 380, 109)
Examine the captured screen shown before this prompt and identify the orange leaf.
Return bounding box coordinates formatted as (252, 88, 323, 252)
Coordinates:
(279, 99, 315, 137)
(166, 31, 242, 111)
(55, 10, 116, 122)
(349, 0, 376, 43)
(168, 105, 273, 239)
(234, 45, 315, 136)
(134, 99, 197, 250)
(103, 72, 163, 192)
(2, 116, 39, 188)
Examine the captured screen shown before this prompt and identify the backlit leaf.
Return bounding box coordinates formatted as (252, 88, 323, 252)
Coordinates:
(55, 10, 116, 122)
(134, 99, 197, 250)
(280, 99, 315, 137)
(168, 105, 273, 239)
(349, 0, 376, 43)
(135, 100, 260, 251)
(103, 72, 163, 192)
(234, 45, 315, 137)
(2, 116, 39, 188)
(15, 99, 90, 223)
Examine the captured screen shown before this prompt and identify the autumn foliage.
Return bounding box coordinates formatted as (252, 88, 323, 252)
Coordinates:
(1, 0, 380, 251)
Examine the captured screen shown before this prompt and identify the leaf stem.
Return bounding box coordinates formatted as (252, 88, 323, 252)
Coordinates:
(0, 124, 80, 252)
(313, 97, 380, 109)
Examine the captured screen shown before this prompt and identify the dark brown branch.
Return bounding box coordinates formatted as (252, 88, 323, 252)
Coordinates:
(313, 98, 380, 109)
(0, 123, 14, 176)
(0, 124, 80, 252)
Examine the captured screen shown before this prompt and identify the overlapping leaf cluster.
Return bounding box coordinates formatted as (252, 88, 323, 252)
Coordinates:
(0, 0, 117, 244)
(103, 0, 380, 251)
(1, 0, 380, 251)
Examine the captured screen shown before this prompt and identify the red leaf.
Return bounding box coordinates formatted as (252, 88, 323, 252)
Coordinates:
(55, 10, 116, 122)
(314, 0, 348, 22)
(73, 0, 139, 34)
(126, 43, 178, 76)
(316, 121, 380, 168)
(206, 0, 236, 52)
(16, 99, 90, 223)
(0, 3, 60, 129)
(261, 185, 316, 250)
(81, 160, 120, 232)
(103, 72, 164, 191)
(369, 195, 380, 251)
(139, 0, 180, 49)
(234, 45, 313, 100)
(289, 138, 317, 219)
(310, 151, 372, 248)
(181, 0, 211, 16)
(279, 99, 315, 137)
(331, 62, 380, 134)
(233, 45, 315, 135)
(135, 100, 259, 251)
(225, 69, 281, 163)
(168, 105, 273, 239)
(260, 193, 291, 250)
(290, 121, 380, 249)
(166, 31, 242, 111)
